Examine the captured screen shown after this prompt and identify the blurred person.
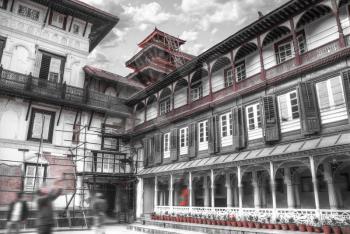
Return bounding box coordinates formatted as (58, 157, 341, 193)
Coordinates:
(92, 192, 107, 234)
(6, 192, 28, 234)
(36, 178, 63, 234)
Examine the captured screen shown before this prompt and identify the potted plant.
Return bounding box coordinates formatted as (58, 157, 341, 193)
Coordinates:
(242, 216, 248, 228)
(274, 217, 281, 230)
(236, 216, 242, 227)
(323, 218, 332, 234)
(248, 215, 255, 228)
(306, 217, 314, 232)
(261, 219, 268, 229)
(288, 217, 298, 231)
(229, 214, 237, 227)
(254, 216, 261, 229)
(281, 218, 289, 231)
(342, 218, 350, 234)
(267, 216, 274, 229)
(331, 218, 342, 234)
(298, 220, 306, 232)
(313, 218, 322, 233)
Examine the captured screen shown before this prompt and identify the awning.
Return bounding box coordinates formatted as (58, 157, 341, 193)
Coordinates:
(138, 132, 350, 176)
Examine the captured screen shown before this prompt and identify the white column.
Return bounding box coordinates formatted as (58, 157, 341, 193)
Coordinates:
(323, 162, 338, 210)
(294, 183, 301, 208)
(169, 174, 173, 207)
(252, 171, 261, 208)
(226, 173, 233, 207)
(284, 167, 295, 209)
(136, 177, 144, 218)
(270, 162, 277, 221)
(203, 175, 210, 207)
(233, 185, 239, 207)
(189, 172, 193, 208)
(174, 183, 179, 206)
(210, 170, 215, 208)
(154, 176, 158, 207)
(310, 156, 320, 217)
(237, 166, 243, 216)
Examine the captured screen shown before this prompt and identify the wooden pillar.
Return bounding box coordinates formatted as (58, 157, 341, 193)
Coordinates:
(237, 166, 243, 216)
(225, 173, 233, 207)
(230, 50, 238, 92)
(270, 162, 277, 220)
(310, 156, 320, 217)
(332, 0, 346, 48)
(189, 171, 193, 208)
(323, 162, 338, 210)
(257, 35, 266, 80)
(252, 171, 261, 209)
(154, 176, 158, 207)
(284, 167, 295, 209)
(187, 75, 191, 105)
(203, 175, 210, 207)
(207, 63, 213, 100)
(289, 18, 301, 65)
(144, 103, 147, 122)
(169, 174, 173, 207)
(210, 169, 215, 208)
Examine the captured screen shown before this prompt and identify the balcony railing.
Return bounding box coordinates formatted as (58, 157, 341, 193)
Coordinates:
(0, 69, 131, 116)
(154, 206, 350, 223)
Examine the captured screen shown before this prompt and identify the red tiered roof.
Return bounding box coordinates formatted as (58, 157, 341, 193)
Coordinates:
(137, 28, 186, 48)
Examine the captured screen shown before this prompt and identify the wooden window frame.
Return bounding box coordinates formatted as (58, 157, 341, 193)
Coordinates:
(23, 163, 47, 192)
(278, 90, 300, 123)
(101, 123, 120, 151)
(274, 30, 306, 64)
(246, 103, 261, 131)
(159, 97, 171, 115)
(191, 81, 203, 101)
(235, 61, 246, 82)
(315, 76, 346, 111)
(17, 4, 40, 21)
(179, 127, 188, 148)
(27, 108, 55, 143)
(163, 132, 170, 153)
(48, 10, 67, 30)
(38, 50, 66, 84)
(224, 67, 234, 87)
(198, 120, 208, 143)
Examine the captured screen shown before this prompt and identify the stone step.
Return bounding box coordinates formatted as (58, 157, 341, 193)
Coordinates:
(127, 224, 205, 234)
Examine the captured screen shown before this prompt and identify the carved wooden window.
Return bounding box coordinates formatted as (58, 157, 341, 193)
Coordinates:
(49, 11, 67, 30)
(27, 108, 55, 143)
(224, 68, 234, 87)
(235, 61, 246, 82)
(24, 164, 46, 191)
(36, 50, 66, 83)
(163, 132, 170, 153)
(198, 120, 208, 143)
(72, 24, 80, 35)
(191, 82, 203, 101)
(316, 76, 345, 111)
(17, 4, 40, 21)
(101, 124, 120, 151)
(159, 98, 171, 115)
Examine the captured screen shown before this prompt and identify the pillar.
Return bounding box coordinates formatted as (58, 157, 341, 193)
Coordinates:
(289, 18, 301, 65)
(207, 63, 213, 99)
(331, 0, 346, 48)
(310, 156, 320, 216)
(252, 171, 261, 208)
(169, 174, 173, 207)
(136, 177, 144, 218)
(189, 172, 193, 208)
(269, 162, 277, 220)
(210, 169, 215, 208)
(154, 176, 158, 207)
(144, 104, 147, 122)
(257, 35, 266, 80)
(237, 166, 243, 212)
(203, 175, 210, 207)
(225, 173, 233, 207)
(323, 162, 338, 210)
(284, 167, 295, 209)
(261, 183, 267, 208)
(294, 182, 301, 208)
(233, 185, 239, 207)
(174, 183, 179, 206)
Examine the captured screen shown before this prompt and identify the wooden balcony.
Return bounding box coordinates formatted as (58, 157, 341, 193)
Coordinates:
(132, 37, 350, 134)
(0, 69, 131, 117)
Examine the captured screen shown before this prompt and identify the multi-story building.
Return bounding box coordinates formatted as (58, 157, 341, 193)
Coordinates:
(0, 0, 141, 223)
(131, 0, 350, 223)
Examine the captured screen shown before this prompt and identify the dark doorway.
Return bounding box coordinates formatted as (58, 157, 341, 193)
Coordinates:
(102, 184, 116, 217)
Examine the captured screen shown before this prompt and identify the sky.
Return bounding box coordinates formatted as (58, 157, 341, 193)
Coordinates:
(82, 0, 289, 77)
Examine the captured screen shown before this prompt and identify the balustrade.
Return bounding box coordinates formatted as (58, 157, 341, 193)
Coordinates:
(0, 69, 129, 115)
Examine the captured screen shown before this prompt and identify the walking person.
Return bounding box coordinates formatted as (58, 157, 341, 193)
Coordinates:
(36, 178, 63, 234)
(92, 193, 107, 234)
(6, 192, 28, 234)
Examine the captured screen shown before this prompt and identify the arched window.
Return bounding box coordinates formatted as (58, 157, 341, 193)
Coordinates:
(191, 69, 208, 101)
(159, 87, 172, 115)
(234, 43, 257, 82)
(211, 57, 232, 91)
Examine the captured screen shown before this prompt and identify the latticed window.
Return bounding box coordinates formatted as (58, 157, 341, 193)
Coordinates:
(316, 76, 345, 111)
(246, 103, 261, 131)
(18, 4, 40, 21)
(24, 164, 46, 191)
(235, 62, 246, 82)
(191, 83, 203, 101)
(276, 41, 293, 63)
(297, 34, 307, 54)
(220, 113, 232, 137)
(278, 90, 300, 122)
(198, 120, 208, 143)
(27, 109, 55, 143)
(159, 98, 171, 115)
(179, 127, 188, 148)
(224, 68, 234, 87)
(163, 132, 170, 152)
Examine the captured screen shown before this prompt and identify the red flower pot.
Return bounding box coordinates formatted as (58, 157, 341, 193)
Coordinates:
(254, 222, 261, 229)
(267, 224, 274, 229)
(342, 226, 350, 234)
(299, 224, 306, 232)
(206, 219, 211, 225)
(263, 223, 268, 229)
(314, 226, 322, 233)
(237, 221, 242, 227)
(332, 226, 342, 234)
(248, 222, 255, 228)
(306, 225, 314, 232)
(323, 225, 332, 234)
(288, 223, 298, 231)
(243, 221, 248, 227)
(274, 224, 281, 230)
(281, 223, 289, 231)
(231, 221, 237, 227)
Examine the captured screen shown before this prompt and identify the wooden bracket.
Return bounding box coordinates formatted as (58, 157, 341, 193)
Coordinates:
(25, 101, 32, 121)
(88, 111, 94, 130)
(56, 106, 63, 126)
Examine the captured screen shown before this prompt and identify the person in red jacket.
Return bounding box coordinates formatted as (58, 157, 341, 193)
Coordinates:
(6, 192, 28, 234)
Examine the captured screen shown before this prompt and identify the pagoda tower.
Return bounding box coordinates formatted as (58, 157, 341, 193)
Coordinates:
(126, 28, 194, 86)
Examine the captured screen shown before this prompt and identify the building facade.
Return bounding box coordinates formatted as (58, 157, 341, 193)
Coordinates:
(0, 0, 140, 223)
(131, 0, 350, 224)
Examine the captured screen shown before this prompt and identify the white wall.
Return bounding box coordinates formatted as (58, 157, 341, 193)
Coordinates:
(174, 88, 187, 108)
(202, 76, 210, 97)
(211, 69, 225, 92)
(146, 103, 157, 120)
(245, 51, 261, 78)
(263, 44, 276, 70)
(305, 13, 338, 51)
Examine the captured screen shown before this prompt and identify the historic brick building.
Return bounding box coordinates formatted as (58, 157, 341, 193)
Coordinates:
(130, 0, 350, 224)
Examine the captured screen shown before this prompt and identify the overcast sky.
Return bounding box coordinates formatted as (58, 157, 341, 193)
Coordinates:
(82, 0, 289, 77)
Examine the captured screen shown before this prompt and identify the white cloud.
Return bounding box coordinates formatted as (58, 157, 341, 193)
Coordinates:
(138, 23, 149, 31)
(181, 43, 206, 56)
(122, 2, 173, 24)
(180, 30, 198, 42)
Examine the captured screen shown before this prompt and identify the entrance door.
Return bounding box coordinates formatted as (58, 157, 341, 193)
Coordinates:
(103, 184, 116, 217)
